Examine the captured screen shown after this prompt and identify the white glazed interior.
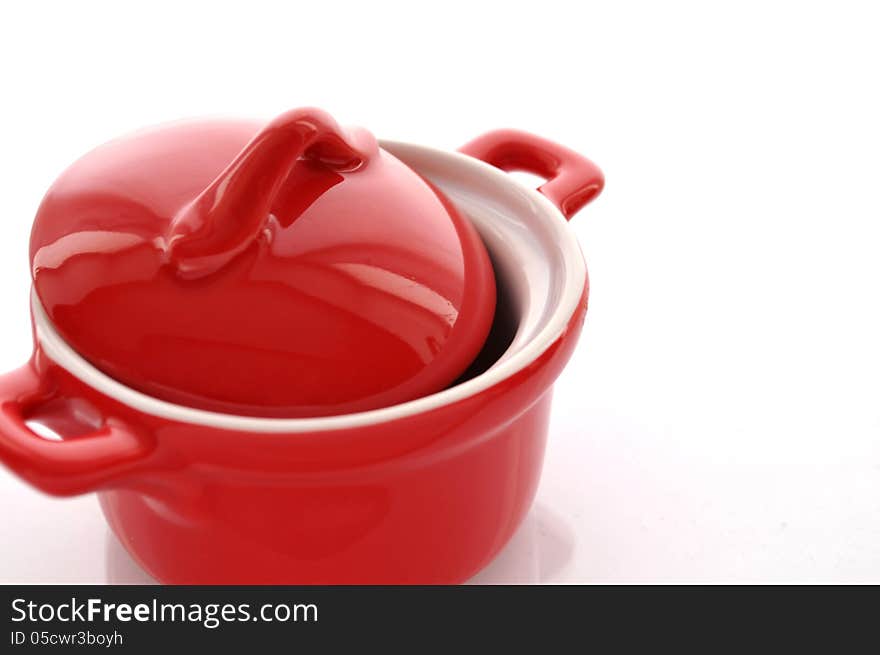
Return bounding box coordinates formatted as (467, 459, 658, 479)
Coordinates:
(31, 140, 586, 433)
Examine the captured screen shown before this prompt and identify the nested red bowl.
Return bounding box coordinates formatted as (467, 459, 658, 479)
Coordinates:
(0, 129, 603, 583)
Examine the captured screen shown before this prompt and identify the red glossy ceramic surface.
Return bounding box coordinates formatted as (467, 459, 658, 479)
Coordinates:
(0, 129, 604, 583)
(459, 129, 604, 219)
(30, 108, 495, 417)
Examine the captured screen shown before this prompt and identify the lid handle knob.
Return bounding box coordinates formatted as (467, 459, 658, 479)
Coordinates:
(166, 108, 375, 277)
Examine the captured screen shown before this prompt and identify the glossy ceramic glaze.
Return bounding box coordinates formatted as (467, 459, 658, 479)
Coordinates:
(30, 109, 495, 417)
(0, 132, 603, 583)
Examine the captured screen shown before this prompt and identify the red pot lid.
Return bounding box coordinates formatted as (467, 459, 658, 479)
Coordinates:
(30, 108, 495, 417)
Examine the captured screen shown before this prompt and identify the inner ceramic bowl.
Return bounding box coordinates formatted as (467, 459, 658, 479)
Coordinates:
(31, 141, 586, 431)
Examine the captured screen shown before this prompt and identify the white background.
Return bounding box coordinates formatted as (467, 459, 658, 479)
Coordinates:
(1, 1, 878, 583)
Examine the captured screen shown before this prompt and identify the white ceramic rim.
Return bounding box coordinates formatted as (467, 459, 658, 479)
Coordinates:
(31, 140, 586, 433)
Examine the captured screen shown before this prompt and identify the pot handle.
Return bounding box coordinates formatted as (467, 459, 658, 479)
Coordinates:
(0, 362, 153, 496)
(459, 130, 604, 219)
(168, 108, 378, 279)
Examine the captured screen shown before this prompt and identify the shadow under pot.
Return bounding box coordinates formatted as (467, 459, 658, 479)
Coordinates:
(0, 115, 603, 583)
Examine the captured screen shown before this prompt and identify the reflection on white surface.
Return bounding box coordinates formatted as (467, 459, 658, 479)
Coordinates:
(468, 504, 576, 584)
(105, 530, 157, 585)
(103, 503, 574, 585)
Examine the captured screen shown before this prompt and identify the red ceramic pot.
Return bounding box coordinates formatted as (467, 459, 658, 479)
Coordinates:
(0, 130, 603, 583)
